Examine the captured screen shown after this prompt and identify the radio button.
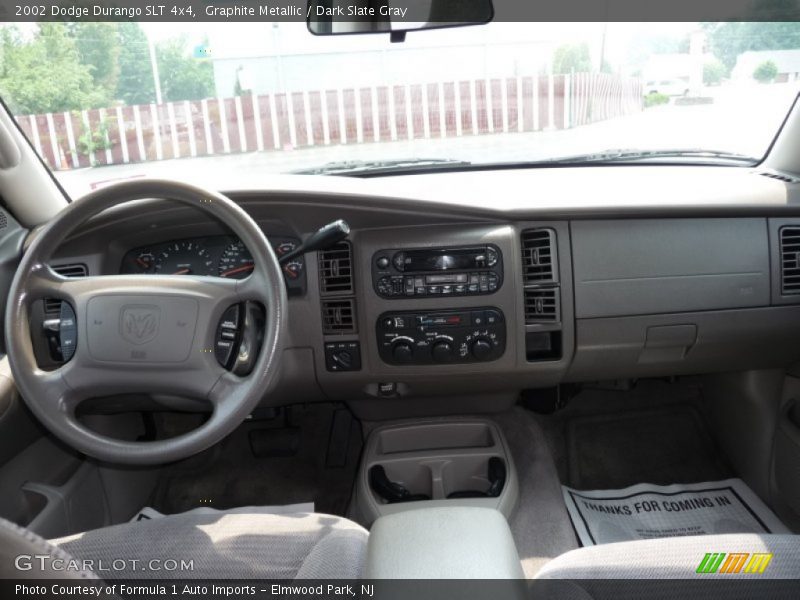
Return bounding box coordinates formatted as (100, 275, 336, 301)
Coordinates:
(454, 284, 466, 293)
(471, 311, 486, 326)
(393, 252, 406, 271)
(467, 284, 480, 293)
(376, 256, 390, 269)
(441, 285, 453, 294)
(428, 286, 441, 294)
(487, 247, 498, 267)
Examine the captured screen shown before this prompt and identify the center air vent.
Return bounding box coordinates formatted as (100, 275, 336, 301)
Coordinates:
(319, 241, 353, 294)
(45, 264, 87, 313)
(321, 299, 357, 334)
(780, 226, 800, 295)
(521, 229, 555, 282)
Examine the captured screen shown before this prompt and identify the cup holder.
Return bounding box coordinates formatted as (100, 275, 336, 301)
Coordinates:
(445, 456, 506, 499)
(369, 456, 507, 504)
(357, 419, 518, 524)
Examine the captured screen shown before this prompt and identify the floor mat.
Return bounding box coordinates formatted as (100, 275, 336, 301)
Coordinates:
(567, 404, 731, 490)
(563, 478, 790, 546)
(151, 404, 362, 516)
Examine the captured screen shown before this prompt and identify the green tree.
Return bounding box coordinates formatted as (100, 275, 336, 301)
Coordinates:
(552, 43, 592, 74)
(753, 60, 778, 83)
(703, 22, 800, 70)
(0, 24, 105, 114)
(115, 23, 156, 105)
(156, 36, 214, 102)
(703, 60, 727, 85)
(69, 23, 120, 98)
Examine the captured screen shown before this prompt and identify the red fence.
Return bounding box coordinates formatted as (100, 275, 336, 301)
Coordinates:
(17, 73, 642, 170)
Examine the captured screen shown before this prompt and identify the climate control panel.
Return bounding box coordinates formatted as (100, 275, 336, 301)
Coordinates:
(376, 308, 505, 365)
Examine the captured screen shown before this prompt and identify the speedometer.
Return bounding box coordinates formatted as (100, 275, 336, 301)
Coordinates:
(154, 241, 215, 276)
(218, 240, 255, 279)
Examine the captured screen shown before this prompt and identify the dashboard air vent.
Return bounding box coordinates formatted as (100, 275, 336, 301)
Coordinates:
(521, 229, 555, 282)
(45, 264, 87, 313)
(319, 241, 353, 294)
(761, 171, 800, 184)
(781, 227, 800, 295)
(321, 299, 357, 334)
(524, 288, 559, 324)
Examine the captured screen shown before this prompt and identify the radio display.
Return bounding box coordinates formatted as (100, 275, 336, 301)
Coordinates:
(404, 248, 484, 271)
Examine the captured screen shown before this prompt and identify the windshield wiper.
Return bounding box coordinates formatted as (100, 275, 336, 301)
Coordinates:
(292, 157, 472, 176)
(548, 148, 758, 165)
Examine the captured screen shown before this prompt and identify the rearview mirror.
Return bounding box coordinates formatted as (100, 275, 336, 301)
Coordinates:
(307, 0, 494, 40)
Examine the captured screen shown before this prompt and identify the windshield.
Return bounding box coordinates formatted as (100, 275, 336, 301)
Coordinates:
(2, 21, 799, 196)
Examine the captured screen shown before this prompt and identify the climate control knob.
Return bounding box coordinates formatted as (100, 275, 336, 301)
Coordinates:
(431, 339, 454, 362)
(470, 338, 493, 360)
(391, 340, 414, 363)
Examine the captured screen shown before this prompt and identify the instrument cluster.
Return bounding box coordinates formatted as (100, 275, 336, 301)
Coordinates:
(120, 235, 306, 294)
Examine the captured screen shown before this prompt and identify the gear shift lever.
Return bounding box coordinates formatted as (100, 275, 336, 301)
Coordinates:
(278, 219, 350, 265)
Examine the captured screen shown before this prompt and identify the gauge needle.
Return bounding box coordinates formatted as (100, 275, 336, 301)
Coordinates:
(173, 268, 191, 275)
(220, 264, 255, 277)
(136, 258, 150, 267)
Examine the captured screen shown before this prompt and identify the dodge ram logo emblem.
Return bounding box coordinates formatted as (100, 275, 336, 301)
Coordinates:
(120, 306, 160, 345)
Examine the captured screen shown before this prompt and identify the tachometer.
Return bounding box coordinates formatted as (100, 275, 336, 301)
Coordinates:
(154, 241, 215, 276)
(218, 240, 255, 279)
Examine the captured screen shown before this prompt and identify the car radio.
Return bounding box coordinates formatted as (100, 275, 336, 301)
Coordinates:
(377, 307, 505, 365)
(372, 245, 503, 298)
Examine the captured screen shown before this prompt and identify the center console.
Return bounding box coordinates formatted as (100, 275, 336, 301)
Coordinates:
(352, 418, 518, 526)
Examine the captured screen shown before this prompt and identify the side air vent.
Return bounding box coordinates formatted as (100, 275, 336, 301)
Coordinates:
(781, 227, 800, 295)
(524, 288, 559, 323)
(521, 229, 555, 282)
(318, 241, 353, 294)
(52, 263, 88, 278)
(45, 264, 87, 313)
(321, 299, 357, 334)
(761, 171, 800, 184)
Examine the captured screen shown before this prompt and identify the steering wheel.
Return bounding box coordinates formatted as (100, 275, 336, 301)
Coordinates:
(4, 180, 286, 465)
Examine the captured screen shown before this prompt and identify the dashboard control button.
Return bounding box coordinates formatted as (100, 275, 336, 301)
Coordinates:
(486, 310, 503, 325)
(471, 338, 493, 360)
(391, 340, 414, 363)
(59, 302, 78, 362)
(392, 252, 406, 271)
(215, 339, 235, 367)
(431, 339, 454, 362)
(376, 256, 390, 269)
(324, 341, 362, 372)
(471, 311, 486, 326)
(220, 305, 240, 330)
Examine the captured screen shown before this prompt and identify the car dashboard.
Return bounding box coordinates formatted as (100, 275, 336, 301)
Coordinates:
(41, 164, 800, 414)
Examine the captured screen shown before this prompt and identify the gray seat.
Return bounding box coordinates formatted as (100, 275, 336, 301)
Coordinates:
(536, 534, 800, 579)
(1, 509, 368, 579)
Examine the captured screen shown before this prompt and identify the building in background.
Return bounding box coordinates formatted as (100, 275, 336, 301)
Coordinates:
(732, 49, 800, 83)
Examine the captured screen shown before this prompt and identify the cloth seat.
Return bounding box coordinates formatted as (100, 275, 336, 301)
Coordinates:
(535, 534, 800, 579)
(1, 509, 368, 579)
